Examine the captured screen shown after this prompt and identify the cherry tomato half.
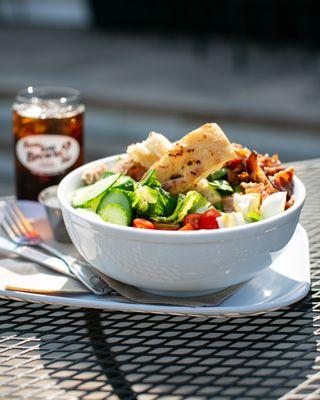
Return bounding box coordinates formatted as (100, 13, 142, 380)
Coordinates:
(179, 223, 194, 231)
(183, 213, 202, 229)
(132, 218, 155, 230)
(198, 209, 221, 230)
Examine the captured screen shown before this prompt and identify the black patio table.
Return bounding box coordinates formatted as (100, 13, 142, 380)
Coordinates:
(0, 159, 319, 400)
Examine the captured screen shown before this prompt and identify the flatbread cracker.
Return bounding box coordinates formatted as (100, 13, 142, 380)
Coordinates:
(151, 123, 235, 195)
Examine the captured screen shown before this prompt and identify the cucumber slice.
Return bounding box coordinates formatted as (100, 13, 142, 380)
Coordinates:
(85, 193, 105, 212)
(72, 173, 120, 208)
(99, 203, 130, 226)
(97, 189, 132, 219)
(113, 175, 136, 191)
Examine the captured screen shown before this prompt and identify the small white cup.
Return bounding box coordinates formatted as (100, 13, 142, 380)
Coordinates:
(38, 185, 71, 243)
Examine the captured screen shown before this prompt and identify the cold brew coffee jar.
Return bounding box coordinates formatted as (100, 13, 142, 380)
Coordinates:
(13, 86, 84, 200)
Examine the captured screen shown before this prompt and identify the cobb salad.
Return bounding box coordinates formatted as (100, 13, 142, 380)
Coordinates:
(71, 123, 295, 231)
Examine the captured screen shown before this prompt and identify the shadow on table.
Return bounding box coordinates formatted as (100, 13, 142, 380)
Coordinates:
(83, 292, 317, 399)
(85, 311, 137, 399)
(0, 291, 317, 399)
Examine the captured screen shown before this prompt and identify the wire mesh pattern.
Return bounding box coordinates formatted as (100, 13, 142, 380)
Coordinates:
(0, 160, 319, 400)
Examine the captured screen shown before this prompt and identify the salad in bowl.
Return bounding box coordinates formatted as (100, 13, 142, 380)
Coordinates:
(58, 123, 304, 295)
(71, 123, 295, 231)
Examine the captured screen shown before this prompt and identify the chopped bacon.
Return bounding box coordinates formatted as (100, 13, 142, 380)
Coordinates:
(259, 153, 279, 166)
(113, 155, 147, 181)
(272, 167, 295, 198)
(227, 169, 249, 185)
(263, 166, 285, 176)
(233, 143, 251, 159)
(222, 147, 295, 210)
(240, 181, 264, 192)
(237, 171, 250, 181)
(240, 182, 269, 201)
(285, 195, 295, 209)
(226, 156, 249, 185)
(247, 151, 268, 183)
(127, 164, 147, 181)
(246, 151, 277, 194)
(226, 158, 244, 171)
(258, 153, 285, 176)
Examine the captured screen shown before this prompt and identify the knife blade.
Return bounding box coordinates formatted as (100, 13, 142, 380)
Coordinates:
(0, 236, 111, 295)
(0, 236, 73, 276)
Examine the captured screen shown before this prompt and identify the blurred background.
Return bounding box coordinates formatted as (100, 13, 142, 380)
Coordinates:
(1, 0, 320, 195)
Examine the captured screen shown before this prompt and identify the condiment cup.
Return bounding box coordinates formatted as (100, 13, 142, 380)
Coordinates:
(38, 185, 71, 243)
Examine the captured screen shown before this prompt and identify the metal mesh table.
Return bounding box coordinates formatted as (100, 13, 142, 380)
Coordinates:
(0, 159, 319, 400)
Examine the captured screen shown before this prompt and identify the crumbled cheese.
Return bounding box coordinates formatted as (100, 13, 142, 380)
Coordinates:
(260, 191, 286, 219)
(233, 193, 261, 221)
(217, 212, 246, 228)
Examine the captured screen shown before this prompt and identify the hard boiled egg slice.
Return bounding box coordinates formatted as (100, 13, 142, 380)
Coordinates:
(233, 193, 261, 221)
(217, 212, 246, 228)
(260, 191, 287, 219)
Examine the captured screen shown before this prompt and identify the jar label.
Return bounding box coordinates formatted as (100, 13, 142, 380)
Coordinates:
(16, 135, 80, 176)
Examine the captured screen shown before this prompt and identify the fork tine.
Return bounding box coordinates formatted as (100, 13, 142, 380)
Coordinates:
(3, 213, 20, 237)
(11, 203, 34, 234)
(1, 217, 17, 240)
(4, 208, 23, 237)
(5, 203, 28, 236)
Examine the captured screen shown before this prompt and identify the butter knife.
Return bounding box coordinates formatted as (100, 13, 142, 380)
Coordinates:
(0, 236, 110, 295)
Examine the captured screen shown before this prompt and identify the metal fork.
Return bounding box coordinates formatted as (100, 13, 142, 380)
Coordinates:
(0, 201, 110, 295)
(2, 202, 71, 258)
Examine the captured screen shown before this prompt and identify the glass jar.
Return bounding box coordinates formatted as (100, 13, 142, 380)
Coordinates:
(13, 86, 84, 200)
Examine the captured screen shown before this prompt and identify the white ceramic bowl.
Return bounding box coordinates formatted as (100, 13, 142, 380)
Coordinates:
(58, 155, 306, 296)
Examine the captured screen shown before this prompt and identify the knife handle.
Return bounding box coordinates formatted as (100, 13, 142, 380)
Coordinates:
(68, 261, 111, 296)
(35, 242, 111, 295)
(15, 246, 74, 277)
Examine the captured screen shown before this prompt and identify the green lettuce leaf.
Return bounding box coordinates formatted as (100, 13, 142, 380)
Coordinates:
(131, 186, 158, 214)
(208, 179, 234, 194)
(139, 170, 176, 216)
(128, 185, 175, 217)
(207, 167, 229, 181)
(113, 175, 137, 191)
(102, 171, 116, 179)
(192, 193, 211, 213)
(152, 191, 210, 223)
(232, 183, 243, 193)
(140, 169, 161, 188)
(214, 201, 224, 212)
(247, 211, 263, 222)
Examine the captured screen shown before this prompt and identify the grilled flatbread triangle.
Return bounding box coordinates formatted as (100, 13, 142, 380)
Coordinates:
(150, 123, 235, 195)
